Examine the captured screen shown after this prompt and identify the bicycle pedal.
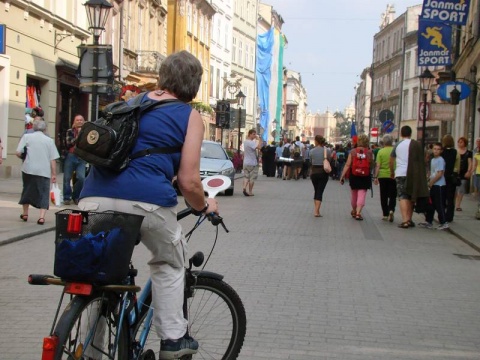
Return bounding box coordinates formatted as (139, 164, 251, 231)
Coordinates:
(139, 349, 155, 360)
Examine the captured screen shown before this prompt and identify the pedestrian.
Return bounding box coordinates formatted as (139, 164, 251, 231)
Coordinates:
(301, 141, 311, 179)
(441, 134, 460, 223)
(282, 138, 293, 180)
(0, 136, 3, 165)
(340, 134, 374, 221)
(455, 136, 473, 211)
(418, 142, 449, 230)
(473, 138, 480, 218)
(16, 119, 59, 225)
(275, 140, 284, 178)
(390, 125, 429, 229)
(291, 136, 304, 180)
(242, 129, 261, 196)
(309, 135, 331, 217)
(262, 141, 277, 177)
(63, 114, 86, 205)
(79, 50, 218, 359)
(373, 134, 397, 222)
(336, 145, 346, 180)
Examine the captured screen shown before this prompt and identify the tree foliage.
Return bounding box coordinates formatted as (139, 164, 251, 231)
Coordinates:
(334, 111, 352, 137)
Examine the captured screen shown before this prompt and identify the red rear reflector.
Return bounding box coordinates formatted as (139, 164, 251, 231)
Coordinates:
(65, 282, 93, 295)
(42, 336, 58, 360)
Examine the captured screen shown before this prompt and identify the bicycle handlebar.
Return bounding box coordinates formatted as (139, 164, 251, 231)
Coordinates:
(177, 207, 229, 233)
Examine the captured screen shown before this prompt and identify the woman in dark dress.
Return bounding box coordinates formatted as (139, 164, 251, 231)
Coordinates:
(340, 134, 374, 220)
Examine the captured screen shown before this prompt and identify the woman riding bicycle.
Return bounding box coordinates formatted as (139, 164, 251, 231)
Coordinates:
(79, 50, 218, 360)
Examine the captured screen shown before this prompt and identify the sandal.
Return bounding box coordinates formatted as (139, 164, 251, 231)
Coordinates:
(20, 214, 28, 222)
(398, 222, 410, 229)
(351, 209, 356, 218)
(408, 220, 415, 228)
(355, 213, 363, 221)
(456, 207, 463, 211)
(37, 218, 45, 225)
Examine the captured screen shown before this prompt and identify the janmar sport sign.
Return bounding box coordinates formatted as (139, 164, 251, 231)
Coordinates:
(417, 0, 470, 66)
(421, 0, 470, 25)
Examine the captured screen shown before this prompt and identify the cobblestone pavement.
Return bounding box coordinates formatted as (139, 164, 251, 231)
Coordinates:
(1, 175, 480, 359)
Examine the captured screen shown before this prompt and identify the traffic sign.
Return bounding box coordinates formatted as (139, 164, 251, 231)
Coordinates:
(379, 109, 394, 123)
(382, 120, 395, 133)
(371, 127, 378, 137)
(418, 102, 430, 121)
(437, 81, 471, 102)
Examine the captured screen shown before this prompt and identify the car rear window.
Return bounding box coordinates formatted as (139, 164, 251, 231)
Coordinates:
(201, 143, 227, 160)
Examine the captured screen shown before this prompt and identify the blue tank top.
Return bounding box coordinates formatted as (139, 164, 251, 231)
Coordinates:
(80, 93, 191, 207)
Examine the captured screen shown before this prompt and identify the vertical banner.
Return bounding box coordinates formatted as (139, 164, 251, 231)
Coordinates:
(421, 0, 470, 25)
(418, 19, 452, 66)
(0, 25, 5, 54)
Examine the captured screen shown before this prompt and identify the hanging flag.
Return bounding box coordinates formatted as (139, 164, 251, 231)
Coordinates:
(351, 121, 358, 145)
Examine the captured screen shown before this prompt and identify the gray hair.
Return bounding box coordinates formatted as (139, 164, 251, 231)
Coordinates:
(382, 134, 393, 146)
(158, 50, 203, 103)
(33, 119, 47, 132)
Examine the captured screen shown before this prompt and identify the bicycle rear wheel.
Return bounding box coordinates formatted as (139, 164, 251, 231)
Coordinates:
(134, 277, 246, 359)
(53, 293, 128, 359)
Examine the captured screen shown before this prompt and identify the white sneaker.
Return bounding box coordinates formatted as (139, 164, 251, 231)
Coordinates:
(418, 222, 433, 229)
(436, 223, 450, 230)
(388, 210, 394, 223)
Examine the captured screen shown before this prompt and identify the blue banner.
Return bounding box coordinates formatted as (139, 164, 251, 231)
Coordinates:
(421, 0, 470, 25)
(0, 24, 5, 54)
(418, 19, 452, 66)
(256, 28, 274, 142)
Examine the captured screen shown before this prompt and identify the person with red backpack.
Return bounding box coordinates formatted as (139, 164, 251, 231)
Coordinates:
(339, 134, 374, 220)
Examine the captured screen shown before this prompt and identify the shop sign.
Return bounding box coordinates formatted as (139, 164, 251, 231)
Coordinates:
(430, 103, 456, 121)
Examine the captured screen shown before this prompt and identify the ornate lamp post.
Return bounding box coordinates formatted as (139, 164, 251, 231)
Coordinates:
(419, 68, 435, 150)
(236, 90, 246, 155)
(84, 0, 113, 121)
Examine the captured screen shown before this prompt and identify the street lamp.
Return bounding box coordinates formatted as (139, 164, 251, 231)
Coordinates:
(419, 68, 435, 150)
(84, 0, 113, 121)
(236, 90, 246, 155)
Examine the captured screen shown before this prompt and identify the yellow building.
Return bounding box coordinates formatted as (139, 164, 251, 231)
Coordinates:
(167, 0, 216, 138)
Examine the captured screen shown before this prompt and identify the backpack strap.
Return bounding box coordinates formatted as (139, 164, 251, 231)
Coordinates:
(128, 94, 184, 161)
(130, 145, 183, 160)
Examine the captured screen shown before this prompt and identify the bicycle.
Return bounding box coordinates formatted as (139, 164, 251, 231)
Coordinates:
(28, 177, 246, 360)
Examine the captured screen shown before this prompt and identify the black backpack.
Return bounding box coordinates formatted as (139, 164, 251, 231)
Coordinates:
(75, 93, 182, 171)
(282, 145, 291, 158)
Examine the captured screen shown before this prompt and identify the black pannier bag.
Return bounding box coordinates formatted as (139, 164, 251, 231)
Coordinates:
(74, 93, 182, 171)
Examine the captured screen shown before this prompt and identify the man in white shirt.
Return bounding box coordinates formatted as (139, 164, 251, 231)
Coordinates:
(242, 129, 261, 196)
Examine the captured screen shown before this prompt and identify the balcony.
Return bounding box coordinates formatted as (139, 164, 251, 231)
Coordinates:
(136, 51, 165, 74)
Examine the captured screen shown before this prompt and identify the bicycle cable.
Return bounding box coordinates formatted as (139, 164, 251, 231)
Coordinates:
(184, 214, 220, 270)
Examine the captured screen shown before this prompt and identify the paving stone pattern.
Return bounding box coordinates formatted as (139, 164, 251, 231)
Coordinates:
(1, 175, 479, 359)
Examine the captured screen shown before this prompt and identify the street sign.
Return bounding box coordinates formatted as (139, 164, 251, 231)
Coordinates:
(379, 109, 394, 123)
(430, 103, 456, 121)
(382, 120, 395, 133)
(418, 102, 430, 121)
(371, 127, 378, 137)
(437, 81, 471, 102)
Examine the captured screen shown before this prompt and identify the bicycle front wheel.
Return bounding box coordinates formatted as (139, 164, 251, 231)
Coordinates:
(53, 293, 129, 359)
(134, 276, 246, 360)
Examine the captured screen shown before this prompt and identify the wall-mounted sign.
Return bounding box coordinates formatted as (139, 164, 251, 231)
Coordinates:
(437, 81, 471, 101)
(420, 0, 470, 25)
(418, 19, 452, 66)
(430, 103, 456, 121)
(0, 25, 5, 54)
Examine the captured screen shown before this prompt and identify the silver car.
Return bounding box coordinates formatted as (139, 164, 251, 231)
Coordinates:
(200, 140, 235, 196)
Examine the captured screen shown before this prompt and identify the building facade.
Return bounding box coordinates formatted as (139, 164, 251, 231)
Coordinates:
(0, 0, 90, 177)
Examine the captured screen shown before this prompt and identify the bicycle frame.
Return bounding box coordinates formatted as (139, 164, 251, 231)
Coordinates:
(30, 194, 235, 360)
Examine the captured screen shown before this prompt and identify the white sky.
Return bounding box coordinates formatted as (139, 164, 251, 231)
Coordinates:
(263, 1, 423, 114)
